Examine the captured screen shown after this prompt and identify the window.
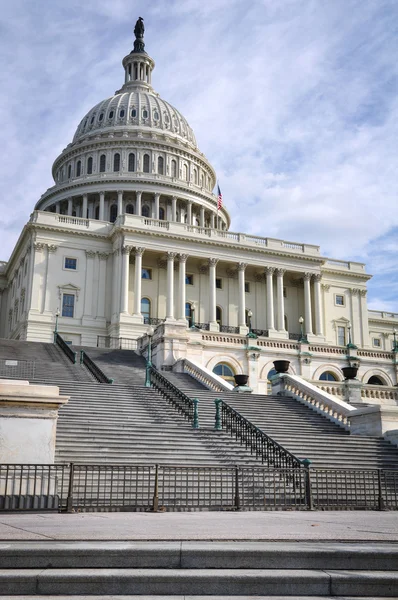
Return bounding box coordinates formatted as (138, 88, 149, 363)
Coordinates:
(90, 115, 95, 124)
(68, 165, 71, 179)
(109, 110, 114, 119)
(87, 157, 93, 174)
(153, 111, 159, 120)
(126, 204, 134, 214)
(245, 282, 250, 293)
(213, 363, 235, 383)
(185, 302, 193, 327)
(185, 274, 194, 285)
(368, 375, 384, 385)
(131, 108, 137, 117)
(110, 204, 118, 223)
(216, 306, 222, 326)
(142, 109, 148, 119)
(373, 338, 381, 348)
(159, 207, 165, 220)
(183, 164, 188, 181)
(164, 113, 170, 124)
(76, 160, 81, 177)
(283, 286, 287, 298)
(171, 159, 177, 177)
(143, 154, 150, 173)
(99, 112, 104, 121)
(119, 109, 125, 118)
(62, 294, 75, 318)
(95, 205, 100, 220)
(141, 297, 151, 321)
(142, 205, 150, 217)
(113, 153, 120, 172)
(142, 268, 152, 280)
(99, 154, 106, 172)
(194, 168, 198, 184)
(128, 153, 135, 172)
(335, 294, 345, 306)
(64, 257, 77, 270)
(337, 326, 346, 346)
(216, 278, 222, 289)
(319, 371, 338, 381)
(158, 156, 164, 175)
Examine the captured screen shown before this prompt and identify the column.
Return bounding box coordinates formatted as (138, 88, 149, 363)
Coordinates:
(276, 269, 286, 331)
(99, 191, 105, 221)
(172, 196, 177, 222)
(209, 258, 218, 327)
(136, 191, 142, 216)
(210, 213, 215, 229)
(154, 193, 160, 220)
(238, 263, 247, 327)
(67, 198, 73, 216)
(313, 274, 323, 336)
(133, 247, 145, 316)
(187, 201, 192, 225)
(97, 253, 108, 318)
(120, 246, 132, 314)
(265, 267, 275, 331)
(111, 249, 120, 317)
(359, 289, 370, 347)
(303, 272, 313, 335)
(43, 245, 58, 312)
(83, 250, 96, 316)
(200, 207, 205, 228)
(55, 202, 60, 214)
(166, 252, 177, 320)
(178, 254, 188, 320)
(82, 194, 88, 219)
(117, 191, 123, 216)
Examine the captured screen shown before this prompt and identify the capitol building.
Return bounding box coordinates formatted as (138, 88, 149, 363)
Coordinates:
(0, 19, 397, 394)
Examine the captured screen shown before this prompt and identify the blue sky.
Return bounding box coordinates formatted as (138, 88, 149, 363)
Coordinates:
(0, 0, 397, 310)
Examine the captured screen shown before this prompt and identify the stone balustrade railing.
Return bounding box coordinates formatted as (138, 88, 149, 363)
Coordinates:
(174, 358, 234, 392)
(313, 381, 398, 405)
(272, 373, 355, 429)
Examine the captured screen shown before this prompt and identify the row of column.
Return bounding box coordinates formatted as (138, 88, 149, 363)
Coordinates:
(115, 248, 323, 336)
(51, 191, 223, 228)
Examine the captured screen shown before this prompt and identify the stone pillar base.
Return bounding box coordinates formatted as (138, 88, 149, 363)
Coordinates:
(209, 322, 220, 332)
(269, 330, 289, 340)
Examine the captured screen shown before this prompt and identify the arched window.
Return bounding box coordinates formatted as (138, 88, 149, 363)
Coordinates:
(128, 153, 135, 172)
(142, 108, 148, 119)
(171, 160, 177, 177)
(87, 157, 93, 174)
(142, 205, 150, 217)
(131, 108, 137, 118)
(159, 207, 165, 221)
(368, 375, 385, 385)
(319, 372, 338, 382)
(216, 306, 222, 326)
(157, 156, 164, 175)
(183, 164, 188, 181)
(267, 368, 278, 393)
(119, 109, 125, 118)
(76, 160, 81, 177)
(95, 205, 100, 220)
(194, 169, 198, 184)
(68, 165, 72, 179)
(126, 204, 134, 214)
(143, 154, 150, 173)
(110, 204, 118, 223)
(99, 154, 106, 172)
(185, 302, 193, 327)
(141, 297, 151, 322)
(113, 153, 120, 172)
(213, 363, 235, 383)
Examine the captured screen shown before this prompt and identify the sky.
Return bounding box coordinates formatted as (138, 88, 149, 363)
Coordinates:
(0, 0, 397, 311)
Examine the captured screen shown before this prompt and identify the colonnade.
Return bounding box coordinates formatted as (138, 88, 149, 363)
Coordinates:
(113, 247, 324, 336)
(49, 190, 225, 229)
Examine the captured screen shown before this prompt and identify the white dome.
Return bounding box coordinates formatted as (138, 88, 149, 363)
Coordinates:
(73, 90, 197, 147)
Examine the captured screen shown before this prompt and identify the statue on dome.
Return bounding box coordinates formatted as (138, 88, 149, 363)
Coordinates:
(133, 17, 146, 53)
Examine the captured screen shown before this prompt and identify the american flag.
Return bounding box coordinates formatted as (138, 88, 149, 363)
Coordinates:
(217, 184, 223, 210)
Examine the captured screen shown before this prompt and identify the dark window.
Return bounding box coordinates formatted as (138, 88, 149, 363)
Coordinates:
(99, 154, 106, 172)
(185, 274, 194, 285)
(142, 205, 150, 217)
(126, 204, 134, 214)
(110, 204, 118, 223)
(185, 302, 193, 327)
(153, 111, 159, 120)
(142, 109, 148, 119)
(171, 160, 177, 177)
(141, 297, 150, 320)
(64, 257, 77, 270)
(109, 110, 114, 119)
(245, 282, 250, 293)
(120, 109, 125, 118)
(319, 372, 338, 382)
(159, 207, 165, 221)
(142, 268, 152, 280)
(95, 206, 100, 220)
(143, 154, 150, 173)
(216, 278, 222, 289)
(87, 157, 93, 174)
(62, 294, 75, 318)
(113, 153, 120, 172)
(216, 306, 222, 326)
(158, 156, 164, 175)
(335, 295, 345, 306)
(68, 165, 71, 178)
(131, 108, 137, 117)
(90, 116, 95, 124)
(76, 161, 81, 177)
(368, 376, 384, 385)
(128, 153, 135, 172)
(99, 113, 104, 121)
(213, 363, 234, 382)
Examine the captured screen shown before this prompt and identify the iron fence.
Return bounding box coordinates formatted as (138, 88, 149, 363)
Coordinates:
(220, 325, 240, 334)
(144, 317, 165, 326)
(1, 463, 397, 513)
(0, 358, 35, 380)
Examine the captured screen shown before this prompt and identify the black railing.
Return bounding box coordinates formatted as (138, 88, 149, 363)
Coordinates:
(55, 333, 77, 364)
(97, 336, 138, 350)
(144, 317, 165, 325)
(149, 367, 195, 423)
(1, 463, 397, 512)
(220, 325, 240, 334)
(251, 329, 269, 337)
(289, 333, 301, 341)
(219, 401, 303, 471)
(194, 322, 210, 330)
(80, 351, 113, 384)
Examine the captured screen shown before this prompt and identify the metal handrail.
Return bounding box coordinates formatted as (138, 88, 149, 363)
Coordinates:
(219, 401, 303, 471)
(80, 351, 113, 384)
(220, 325, 240, 333)
(55, 333, 77, 364)
(144, 317, 165, 325)
(149, 367, 195, 422)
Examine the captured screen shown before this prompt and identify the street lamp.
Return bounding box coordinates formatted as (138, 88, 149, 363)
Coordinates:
(144, 325, 155, 387)
(247, 309, 253, 333)
(190, 302, 197, 329)
(298, 316, 308, 343)
(53, 308, 60, 343)
(346, 321, 357, 350)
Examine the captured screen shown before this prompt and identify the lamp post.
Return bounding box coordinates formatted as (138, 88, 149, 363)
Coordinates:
(53, 308, 60, 343)
(144, 325, 155, 387)
(298, 316, 308, 343)
(347, 321, 352, 346)
(247, 309, 253, 333)
(190, 302, 197, 329)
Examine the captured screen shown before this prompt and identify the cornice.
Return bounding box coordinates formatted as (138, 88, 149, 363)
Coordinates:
(321, 267, 372, 281)
(368, 317, 398, 325)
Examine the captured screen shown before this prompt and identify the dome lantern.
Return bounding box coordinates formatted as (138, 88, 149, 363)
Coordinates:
(121, 17, 155, 92)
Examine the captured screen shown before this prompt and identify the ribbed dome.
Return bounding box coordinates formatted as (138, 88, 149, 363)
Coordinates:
(72, 90, 197, 147)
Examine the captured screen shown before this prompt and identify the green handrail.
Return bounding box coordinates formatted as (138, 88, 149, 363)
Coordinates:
(80, 350, 113, 384)
(149, 366, 197, 425)
(54, 333, 77, 364)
